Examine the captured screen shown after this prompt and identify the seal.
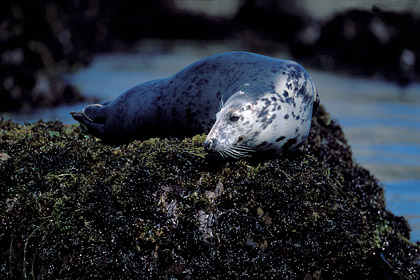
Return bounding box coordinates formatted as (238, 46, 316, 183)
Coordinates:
(71, 51, 319, 159)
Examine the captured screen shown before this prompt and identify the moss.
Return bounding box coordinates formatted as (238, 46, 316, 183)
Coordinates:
(1, 106, 419, 279)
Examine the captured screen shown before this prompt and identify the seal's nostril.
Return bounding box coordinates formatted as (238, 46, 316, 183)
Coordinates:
(204, 139, 214, 151)
(204, 139, 210, 150)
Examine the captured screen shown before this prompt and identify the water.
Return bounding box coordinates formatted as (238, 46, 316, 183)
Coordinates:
(311, 70, 420, 241)
(2, 41, 420, 241)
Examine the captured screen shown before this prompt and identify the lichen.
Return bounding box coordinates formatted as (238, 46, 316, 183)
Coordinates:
(1, 106, 419, 279)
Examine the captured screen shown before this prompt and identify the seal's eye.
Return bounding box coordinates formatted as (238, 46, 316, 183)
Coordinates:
(230, 115, 240, 122)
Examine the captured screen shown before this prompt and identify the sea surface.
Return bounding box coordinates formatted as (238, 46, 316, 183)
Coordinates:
(2, 41, 420, 241)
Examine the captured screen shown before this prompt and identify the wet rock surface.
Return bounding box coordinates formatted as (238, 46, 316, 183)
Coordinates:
(0, 1, 88, 112)
(1, 106, 419, 279)
(292, 8, 420, 86)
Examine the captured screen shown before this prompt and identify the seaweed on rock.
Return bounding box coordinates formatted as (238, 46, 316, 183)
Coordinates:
(0, 106, 419, 279)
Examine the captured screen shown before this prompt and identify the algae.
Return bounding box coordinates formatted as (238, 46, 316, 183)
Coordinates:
(0, 106, 419, 279)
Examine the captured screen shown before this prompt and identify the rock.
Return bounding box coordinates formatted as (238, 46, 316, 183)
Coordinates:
(0, 106, 419, 279)
(0, 153, 10, 169)
(292, 9, 420, 85)
(0, 1, 87, 112)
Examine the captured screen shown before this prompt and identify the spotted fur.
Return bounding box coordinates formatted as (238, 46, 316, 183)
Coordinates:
(71, 51, 319, 159)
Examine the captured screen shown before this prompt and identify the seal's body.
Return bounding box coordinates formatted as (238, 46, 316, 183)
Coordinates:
(71, 51, 319, 159)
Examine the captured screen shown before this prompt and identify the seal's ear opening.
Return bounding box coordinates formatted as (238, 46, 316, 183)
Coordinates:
(312, 90, 320, 118)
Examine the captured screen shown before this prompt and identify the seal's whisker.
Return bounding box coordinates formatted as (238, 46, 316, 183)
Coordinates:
(237, 144, 254, 150)
(229, 146, 253, 159)
(230, 148, 252, 158)
(232, 145, 255, 153)
(222, 149, 236, 159)
(219, 150, 227, 159)
(223, 148, 241, 159)
(231, 145, 255, 156)
(227, 149, 242, 158)
(235, 152, 252, 158)
(229, 146, 244, 154)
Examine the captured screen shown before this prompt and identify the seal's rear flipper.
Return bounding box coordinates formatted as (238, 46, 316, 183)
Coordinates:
(70, 104, 107, 137)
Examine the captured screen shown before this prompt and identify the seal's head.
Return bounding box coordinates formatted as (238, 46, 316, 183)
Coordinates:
(204, 86, 277, 159)
(204, 81, 316, 160)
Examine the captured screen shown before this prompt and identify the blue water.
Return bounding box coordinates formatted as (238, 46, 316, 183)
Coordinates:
(386, 180, 420, 239)
(313, 68, 420, 241)
(2, 40, 420, 241)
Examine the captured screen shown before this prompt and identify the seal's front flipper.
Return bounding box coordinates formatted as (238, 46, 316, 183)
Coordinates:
(70, 104, 107, 137)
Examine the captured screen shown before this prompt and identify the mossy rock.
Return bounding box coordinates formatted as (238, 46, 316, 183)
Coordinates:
(1, 106, 419, 279)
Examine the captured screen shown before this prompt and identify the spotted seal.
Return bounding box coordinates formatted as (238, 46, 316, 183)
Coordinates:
(71, 51, 319, 159)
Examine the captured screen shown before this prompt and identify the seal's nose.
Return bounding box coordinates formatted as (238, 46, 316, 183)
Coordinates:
(204, 138, 215, 152)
